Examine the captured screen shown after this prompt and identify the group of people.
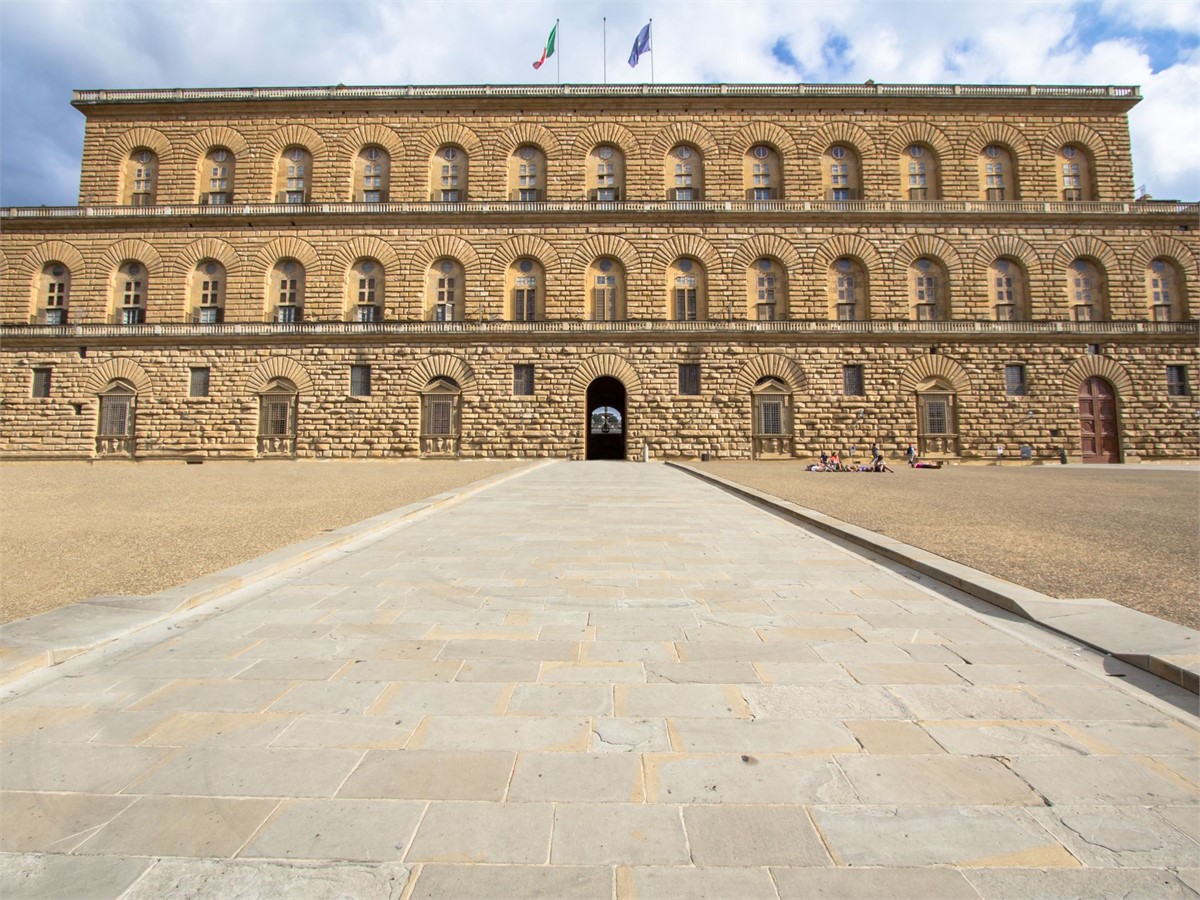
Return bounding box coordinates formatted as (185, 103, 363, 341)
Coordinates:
(904, 442, 943, 469)
(807, 444, 894, 473)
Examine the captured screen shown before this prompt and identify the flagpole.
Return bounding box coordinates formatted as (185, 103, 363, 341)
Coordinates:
(649, 19, 654, 84)
(556, 18, 561, 84)
(603, 18, 607, 84)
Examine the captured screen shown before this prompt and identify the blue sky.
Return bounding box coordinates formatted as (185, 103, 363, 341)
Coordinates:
(1, 0, 1197, 205)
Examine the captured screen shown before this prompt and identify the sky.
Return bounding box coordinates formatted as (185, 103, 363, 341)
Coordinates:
(1, 0, 1197, 206)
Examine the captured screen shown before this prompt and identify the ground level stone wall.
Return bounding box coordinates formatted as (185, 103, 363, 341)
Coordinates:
(3, 333, 1196, 462)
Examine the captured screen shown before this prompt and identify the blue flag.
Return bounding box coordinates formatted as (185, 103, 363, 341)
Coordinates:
(628, 23, 651, 67)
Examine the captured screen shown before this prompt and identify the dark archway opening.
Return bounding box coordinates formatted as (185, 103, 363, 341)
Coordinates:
(586, 376, 627, 460)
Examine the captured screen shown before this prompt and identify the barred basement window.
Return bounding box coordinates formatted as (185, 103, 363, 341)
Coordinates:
(678, 364, 701, 396)
(513, 364, 535, 396)
(31, 368, 51, 398)
(842, 365, 864, 396)
(1167, 365, 1190, 397)
(350, 365, 372, 397)
(1005, 364, 1027, 396)
(189, 367, 210, 398)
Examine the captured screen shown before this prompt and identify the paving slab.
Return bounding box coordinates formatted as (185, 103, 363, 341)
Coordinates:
(2, 460, 1197, 895)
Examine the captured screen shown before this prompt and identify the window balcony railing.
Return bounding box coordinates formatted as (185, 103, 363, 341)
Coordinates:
(4, 319, 1195, 340)
(3, 198, 1196, 220)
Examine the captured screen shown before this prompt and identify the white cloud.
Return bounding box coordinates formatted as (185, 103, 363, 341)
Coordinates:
(0, 0, 1196, 203)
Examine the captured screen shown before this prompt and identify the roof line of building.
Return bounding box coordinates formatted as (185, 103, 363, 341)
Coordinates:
(71, 83, 1142, 105)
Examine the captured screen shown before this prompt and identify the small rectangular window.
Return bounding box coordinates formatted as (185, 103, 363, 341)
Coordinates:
(678, 364, 701, 396)
(1167, 365, 1190, 397)
(31, 368, 51, 398)
(842, 365, 864, 396)
(350, 365, 372, 397)
(1004, 364, 1027, 396)
(513, 364, 535, 396)
(1086, 343, 1103, 356)
(189, 367, 210, 398)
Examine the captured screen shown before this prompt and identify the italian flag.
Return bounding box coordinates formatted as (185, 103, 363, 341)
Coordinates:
(532, 23, 557, 70)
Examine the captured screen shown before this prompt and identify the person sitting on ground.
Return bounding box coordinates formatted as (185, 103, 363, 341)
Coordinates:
(819, 451, 829, 466)
(828, 452, 841, 471)
(872, 448, 893, 472)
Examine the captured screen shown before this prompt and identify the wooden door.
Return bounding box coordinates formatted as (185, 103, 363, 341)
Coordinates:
(1078, 377, 1119, 463)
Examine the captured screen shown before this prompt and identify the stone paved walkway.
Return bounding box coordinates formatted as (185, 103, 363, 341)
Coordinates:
(2, 461, 1198, 899)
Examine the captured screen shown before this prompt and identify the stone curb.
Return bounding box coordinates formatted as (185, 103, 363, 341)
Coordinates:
(0, 461, 551, 688)
(668, 462, 1200, 694)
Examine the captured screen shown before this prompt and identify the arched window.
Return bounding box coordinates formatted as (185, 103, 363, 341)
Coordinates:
(901, 144, 940, 201)
(257, 378, 297, 457)
(748, 257, 786, 321)
(190, 260, 226, 324)
(666, 144, 703, 201)
(909, 257, 948, 321)
(349, 258, 383, 322)
(356, 146, 389, 203)
(823, 144, 861, 201)
(114, 261, 147, 324)
(433, 145, 467, 202)
(202, 147, 235, 204)
(38, 262, 71, 325)
(508, 258, 544, 322)
(420, 376, 462, 457)
(1147, 258, 1186, 322)
(589, 144, 624, 201)
(97, 378, 137, 457)
(509, 145, 546, 202)
(989, 258, 1029, 321)
(668, 257, 706, 321)
(277, 146, 312, 204)
(745, 144, 781, 201)
(125, 149, 157, 206)
(1067, 258, 1107, 322)
(751, 376, 793, 459)
(588, 257, 625, 321)
(1058, 144, 1094, 202)
(427, 258, 464, 322)
(980, 144, 1016, 201)
(271, 259, 305, 323)
(829, 257, 868, 321)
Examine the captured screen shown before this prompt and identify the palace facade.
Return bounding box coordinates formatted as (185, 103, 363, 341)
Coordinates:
(0, 83, 1196, 462)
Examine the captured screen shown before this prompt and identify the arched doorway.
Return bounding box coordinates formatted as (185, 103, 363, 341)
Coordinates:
(1078, 376, 1120, 463)
(586, 376, 626, 460)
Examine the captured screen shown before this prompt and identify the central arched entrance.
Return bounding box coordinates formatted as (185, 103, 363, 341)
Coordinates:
(586, 376, 626, 460)
(1079, 376, 1120, 463)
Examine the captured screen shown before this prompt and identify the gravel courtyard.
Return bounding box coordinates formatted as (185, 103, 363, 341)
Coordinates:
(0, 459, 527, 624)
(700, 461, 1200, 630)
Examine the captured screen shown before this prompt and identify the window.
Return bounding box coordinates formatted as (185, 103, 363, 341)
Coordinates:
(97, 379, 136, 457)
(192, 260, 225, 324)
(513, 364, 535, 396)
(350, 365, 372, 397)
(902, 144, 939, 200)
(667, 144, 703, 201)
(590, 257, 623, 321)
(39, 263, 70, 324)
(116, 261, 146, 324)
(257, 378, 297, 456)
(278, 146, 311, 204)
(272, 259, 304, 323)
(510, 145, 544, 202)
(981, 144, 1015, 201)
(829, 257, 867, 321)
(1069, 259, 1105, 322)
(1058, 144, 1093, 202)
(126, 148, 157, 205)
(674, 277, 697, 320)
(590, 144, 624, 201)
(430, 259, 463, 322)
(420, 377, 461, 457)
(351, 258, 382, 322)
(31, 368, 51, 398)
(1147, 258, 1184, 322)
(1005, 364, 1027, 396)
(990, 258, 1027, 321)
(510, 258, 542, 321)
(669, 258, 705, 321)
(842, 365, 864, 396)
(189, 367, 210, 398)
(910, 258, 946, 321)
(824, 144, 860, 201)
(203, 147, 234, 204)
(751, 377, 793, 458)
(745, 144, 780, 201)
(1167, 366, 1190, 396)
(435, 145, 466, 202)
(678, 364, 701, 396)
(1086, 343, 1103, 356)
(748, 257, 786, 321)
(357, 146, 389, 203)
